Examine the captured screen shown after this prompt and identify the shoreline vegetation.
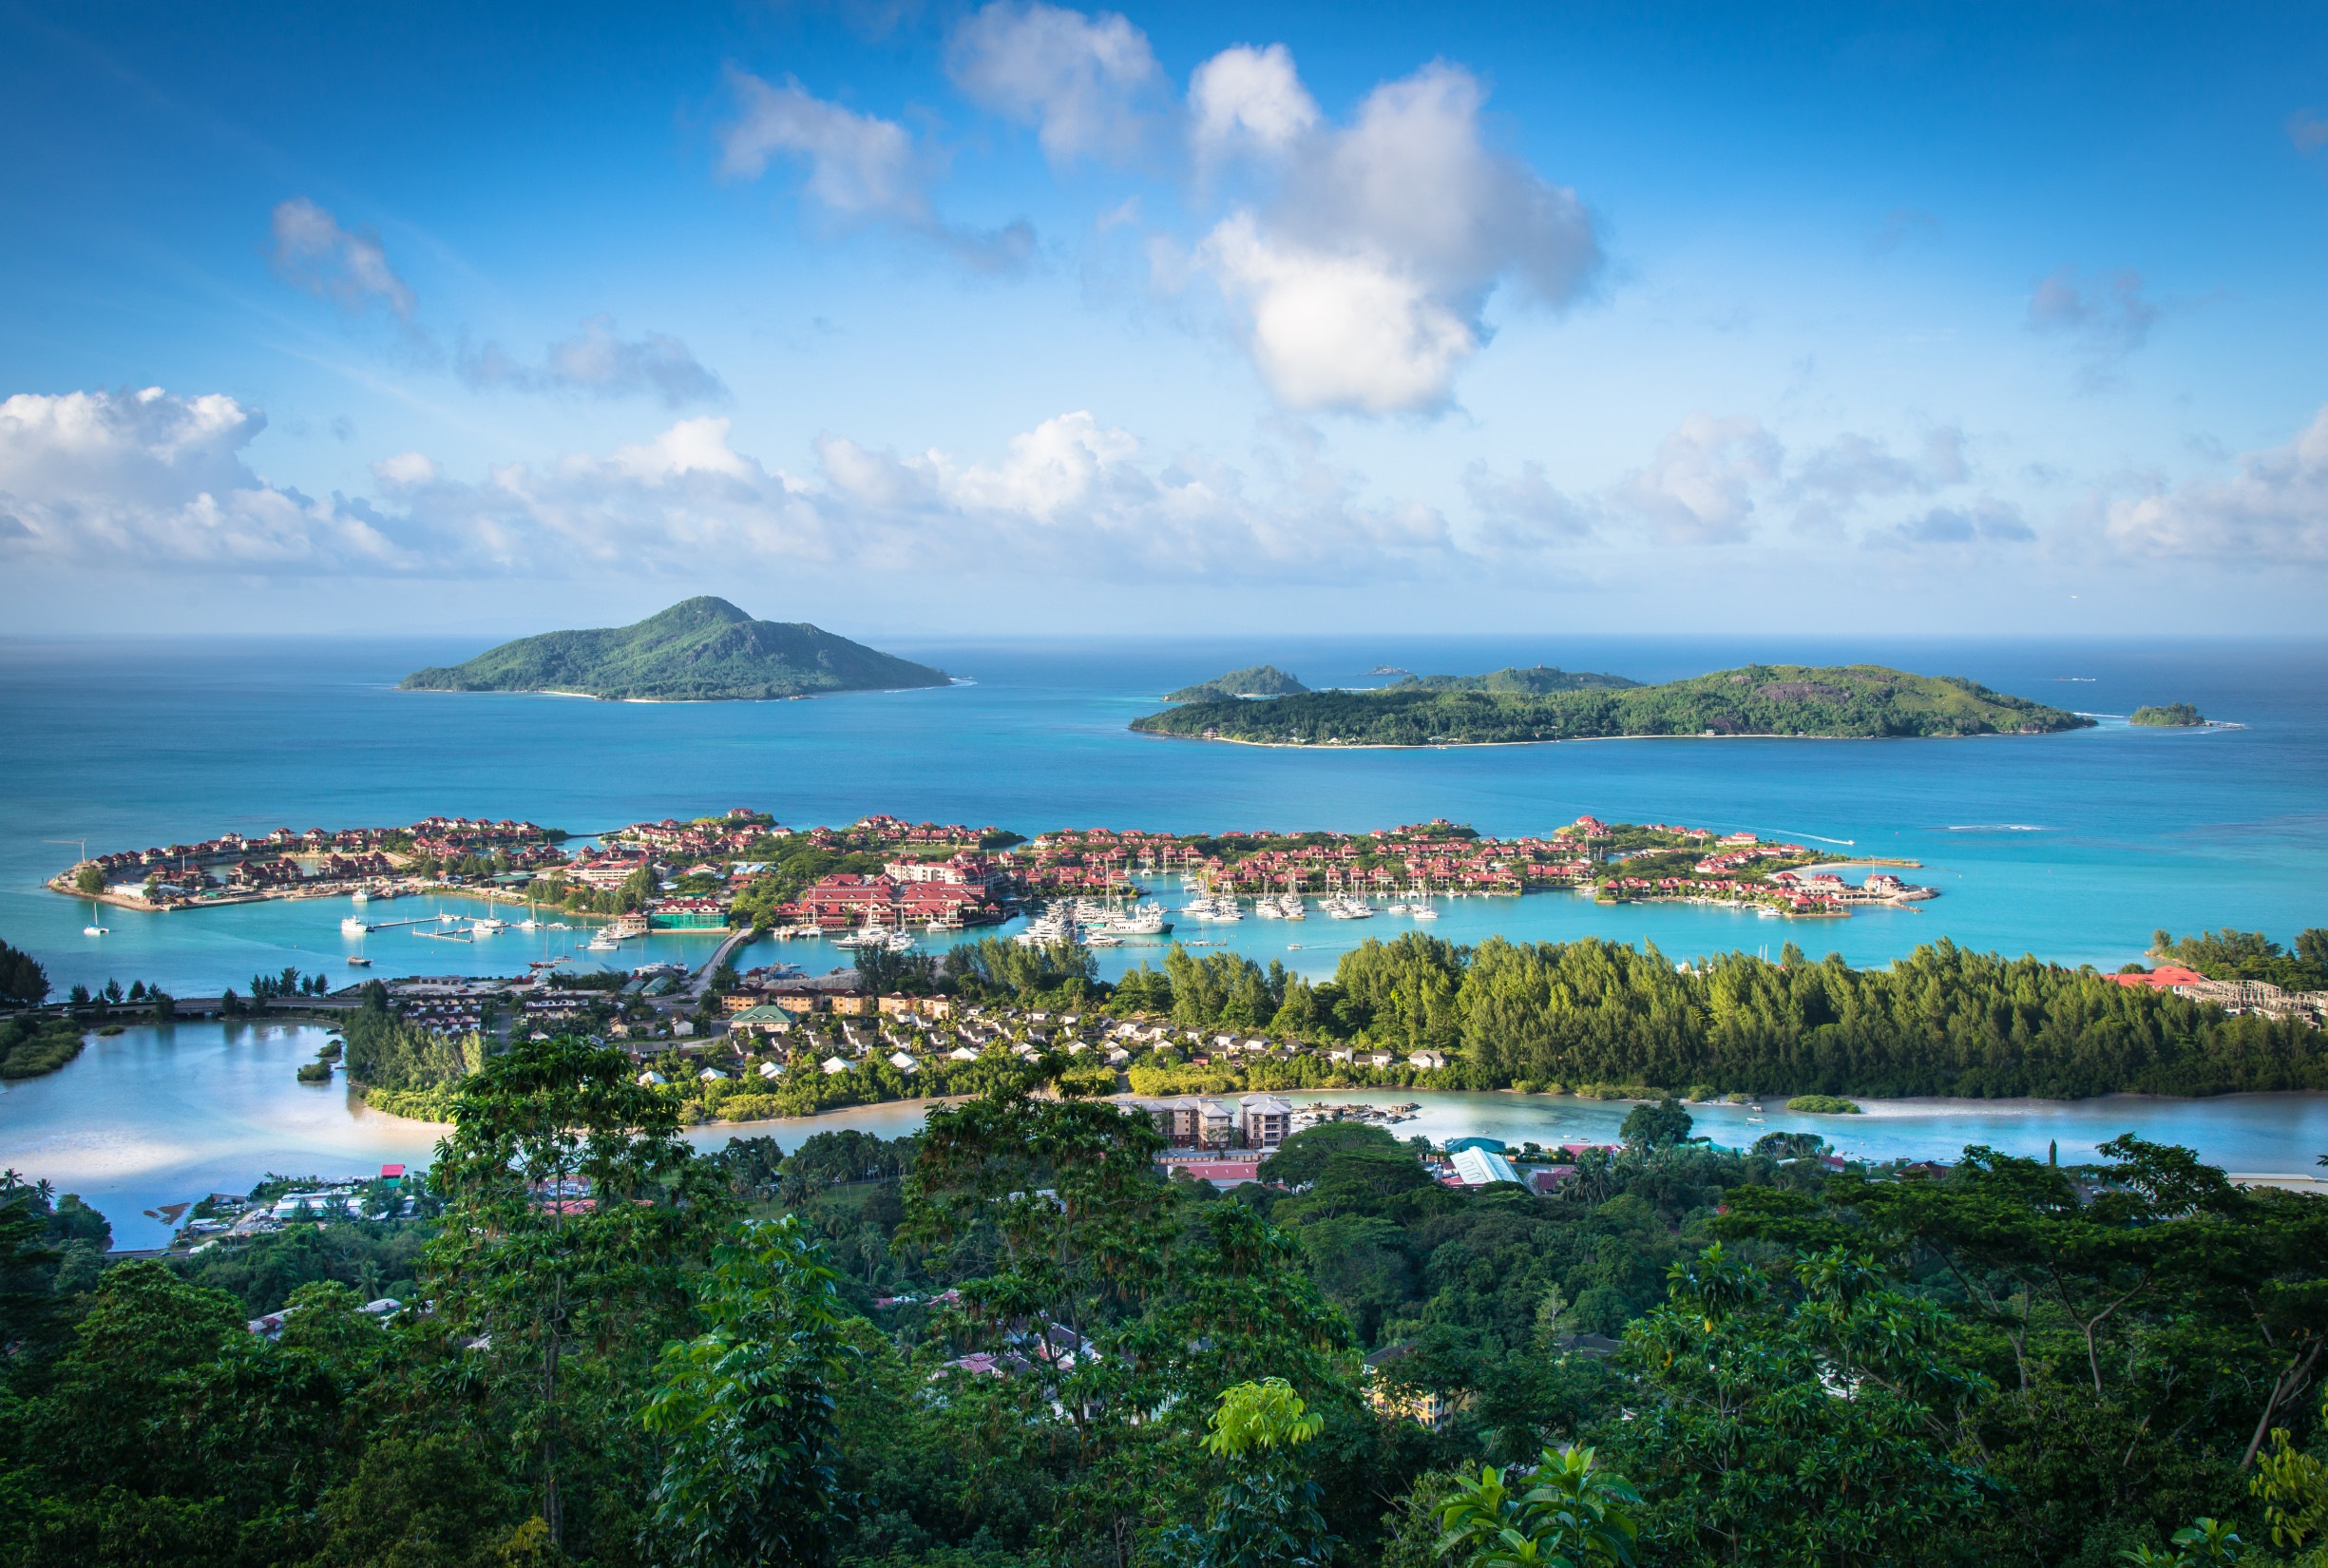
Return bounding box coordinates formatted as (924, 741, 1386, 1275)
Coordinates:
(2129, 701, 2207, 726)
(318, 930, 2328, 1129)
(397, 595, 951, 701)
(1134, 661, 2094, 746)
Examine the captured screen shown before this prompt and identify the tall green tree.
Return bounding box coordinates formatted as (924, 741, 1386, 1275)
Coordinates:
(1603, 1243, 1991, 1566)
(1161, 1378, 1335, 1568)
(424, 1035, 735, 1553)
(641, 1215, 852, 1568)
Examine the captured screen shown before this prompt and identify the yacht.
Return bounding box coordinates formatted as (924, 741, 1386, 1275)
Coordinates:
(346, 955, 372, 967)
(350, 888, 370, 905)
(607, 912, 649, 941)
(1105, 900, 1173, 937)
(1014, 909, 1077, 947)
(584, 933, 619, 952)
(472, 917, 506, 935)
(341, 916, 372, 934)
(83, 925, 109, 936)
(1411, 902, 1440, 921)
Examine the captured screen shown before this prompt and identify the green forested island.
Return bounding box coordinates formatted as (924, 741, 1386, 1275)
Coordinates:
(399, 597, 950, 701)
(1163, 663, 1311, 701)
(2129, 701, 2206, 726)
(1132, 662, 2093, 745)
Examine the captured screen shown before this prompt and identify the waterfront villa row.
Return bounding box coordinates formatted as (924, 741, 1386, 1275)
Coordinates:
(2109, 966, 2328, 1027)
(77, 817, 556, 881)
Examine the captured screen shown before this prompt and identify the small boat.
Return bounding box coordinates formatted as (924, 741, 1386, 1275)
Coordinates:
(83, 925, 109, 936)
(346, 955, 372, 967)
(1411, 904, 1440, 920)
(351, 889, 370, 905)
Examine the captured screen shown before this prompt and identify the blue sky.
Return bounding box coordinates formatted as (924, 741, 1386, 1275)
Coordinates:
(3, 0, 2325, 636)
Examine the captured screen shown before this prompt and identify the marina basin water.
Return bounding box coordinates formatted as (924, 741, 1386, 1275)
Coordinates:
(9, 1022, 2327, 1248)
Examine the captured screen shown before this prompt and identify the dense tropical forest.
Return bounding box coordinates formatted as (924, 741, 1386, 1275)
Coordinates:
(913, 932, 2328, 1101)
(2130, 703, 2207, 726)
(1131, 663, 2093, 745)
(399, 597, 951, 701)
(4, 1047, 2326, 1568)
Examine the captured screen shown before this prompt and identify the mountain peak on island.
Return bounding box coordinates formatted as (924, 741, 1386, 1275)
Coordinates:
(1165, 664, 1310, 702)
(399, 600, 950, 702)
(638, 595, 755, 632)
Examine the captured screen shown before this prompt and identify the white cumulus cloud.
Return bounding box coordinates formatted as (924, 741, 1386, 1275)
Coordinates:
(268, 198, 416, 319)
(2103, 405, 2328, 563)
(1188, 44, 1317, 166)
(718, 69, 1036, 273)
(1, 387, 1460, 584)
(946, 1, 1163, 166)
(0, 388, 401, 569)
(719, 71, 925, 220)
(1612, 414, 1781, 545)
(1185, 60, 1601, 414)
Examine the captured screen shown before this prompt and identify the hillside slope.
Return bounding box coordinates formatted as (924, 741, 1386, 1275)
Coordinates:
(1163, 664, 1310, 701)
(1132, 663, 2093, 745)
(400, 598, 951, 700)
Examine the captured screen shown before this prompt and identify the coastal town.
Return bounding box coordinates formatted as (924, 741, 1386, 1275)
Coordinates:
(47, 807, 1944, 944)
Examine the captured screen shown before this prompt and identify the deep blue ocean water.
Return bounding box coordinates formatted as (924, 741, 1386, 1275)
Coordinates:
(4, 632, 2325, 1241)
(4, 633, 2322, 994)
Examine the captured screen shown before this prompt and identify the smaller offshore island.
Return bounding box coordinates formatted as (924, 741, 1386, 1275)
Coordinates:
(398, 596, 949, 701)
(1134, 661, 2094, 745)
(2129, 702, 2206, 727)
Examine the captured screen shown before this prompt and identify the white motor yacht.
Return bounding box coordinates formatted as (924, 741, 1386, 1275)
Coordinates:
(1106, 900, 1173, 936)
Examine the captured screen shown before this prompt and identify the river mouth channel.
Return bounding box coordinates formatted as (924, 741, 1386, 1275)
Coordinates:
(9, 1021, 2326, 1248)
